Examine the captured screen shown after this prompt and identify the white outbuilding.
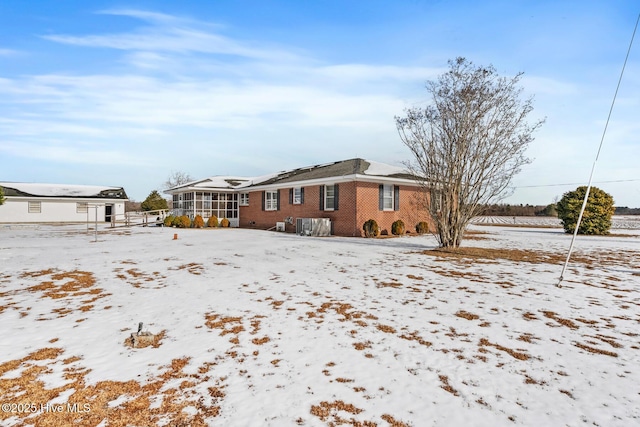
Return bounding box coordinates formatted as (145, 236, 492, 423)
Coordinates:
(0, 182, 128, 224)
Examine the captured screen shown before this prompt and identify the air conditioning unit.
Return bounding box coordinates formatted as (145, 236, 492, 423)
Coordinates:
(275, 222, 286, 232)
(296, 218, 332, 236)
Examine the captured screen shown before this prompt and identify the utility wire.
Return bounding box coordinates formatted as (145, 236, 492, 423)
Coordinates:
(517, 178, 640, 189)
(558, 12, 640, 287)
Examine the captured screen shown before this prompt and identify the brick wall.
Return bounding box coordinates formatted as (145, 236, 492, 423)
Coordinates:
(238, 181, 433, 237)
(355, 182, 432, 236)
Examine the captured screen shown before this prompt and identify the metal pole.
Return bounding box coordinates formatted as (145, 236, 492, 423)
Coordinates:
(557, 13, 639, 287)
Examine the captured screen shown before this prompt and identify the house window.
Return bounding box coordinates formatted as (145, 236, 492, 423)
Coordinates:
(382, 184, 394, 210)
(379, 184, 399, 211)
(76, 202, 88, 213)
(240, 193, 249, 206)
(265, 191, 278, 211)
(324, 185, 335, 210)
(28, 201, 41, 213)
(293, 188, 302, 204)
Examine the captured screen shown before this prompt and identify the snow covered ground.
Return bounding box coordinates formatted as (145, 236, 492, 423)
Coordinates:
(0, 223, 639, 426)
(471, 215, 640, 229)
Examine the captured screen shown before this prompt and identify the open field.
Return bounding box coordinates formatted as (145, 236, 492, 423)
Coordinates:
(471, 215, 640, 230)
(1, 224, 639, 426)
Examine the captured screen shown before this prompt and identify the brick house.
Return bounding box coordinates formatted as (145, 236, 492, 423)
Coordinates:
(165, 158, 432, 237)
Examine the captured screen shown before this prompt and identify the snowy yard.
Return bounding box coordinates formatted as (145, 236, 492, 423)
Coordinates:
(1, 223, 639, 426)
(471, 215, 640, 229)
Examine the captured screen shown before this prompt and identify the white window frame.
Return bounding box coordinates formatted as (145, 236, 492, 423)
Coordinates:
(293, 187, 302, 205)
(76, 202, 88, 213)
(240, 193, 249, 206)
(324, 185, 335, 211)
(28, 201, 41, 213)
(265, 191, 278, 211)
(382, 184, 394, 211)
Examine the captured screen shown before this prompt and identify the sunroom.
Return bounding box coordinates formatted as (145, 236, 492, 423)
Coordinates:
(164, 177, 250, 227)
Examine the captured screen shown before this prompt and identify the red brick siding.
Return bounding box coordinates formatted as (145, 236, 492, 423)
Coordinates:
(238, 181, 432, 237)
(354, 182, 431, 236)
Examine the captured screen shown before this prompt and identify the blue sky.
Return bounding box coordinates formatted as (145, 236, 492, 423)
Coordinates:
(1, 1, 639, 206)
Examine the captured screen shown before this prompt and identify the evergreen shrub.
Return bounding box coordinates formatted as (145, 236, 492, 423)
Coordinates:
(220, 218, 230, 228)
(177, 215, 191, 228)
(391, 219, 405, 236)
(363, 219, 380, 238)
(415, 221, 429, 234)
(556, 186, 615, 235)
(207, 216, 218, 227)
(193, 215, 204, 228)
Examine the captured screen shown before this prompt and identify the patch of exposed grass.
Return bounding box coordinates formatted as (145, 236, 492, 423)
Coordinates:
(479, 338, 530, 361)
(455, 310, 480, 321)
(0, 349, 224, 426)
(574, 342, 618, 357)
(438, 375, 459, 396)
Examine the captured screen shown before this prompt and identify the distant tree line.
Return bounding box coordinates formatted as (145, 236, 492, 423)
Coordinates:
(614, 206, 640, 215)
(479, 203, 557, 217)
(479, 203, 639, 216)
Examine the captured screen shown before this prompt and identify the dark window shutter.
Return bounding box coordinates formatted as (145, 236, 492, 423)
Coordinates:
(319, 185, 324, 210)
(300, 187, 305, 204)
(276, 190, 281, 211)
(394, 185, 400, 211)
(289, 188, 293, 204)
(379, 184, 384, 210)
(261, 191, 265, 211)
(334, 184, 339, 211)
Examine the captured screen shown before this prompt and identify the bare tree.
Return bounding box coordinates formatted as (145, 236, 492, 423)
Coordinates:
(396, 57, 544, 248)
(163, 171, 194, 190)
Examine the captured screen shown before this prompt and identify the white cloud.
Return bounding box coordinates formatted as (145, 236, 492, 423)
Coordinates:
(42, 9, 301, 63)
(0, 48, 20, 56)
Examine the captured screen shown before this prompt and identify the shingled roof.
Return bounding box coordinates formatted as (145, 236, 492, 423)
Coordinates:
(247, 158, 418, 187)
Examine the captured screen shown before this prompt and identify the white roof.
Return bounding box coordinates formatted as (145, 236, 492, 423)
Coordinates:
(0, 182, 125, 198)
(166, 176, 252, 193)
(361, 159, 409, 176)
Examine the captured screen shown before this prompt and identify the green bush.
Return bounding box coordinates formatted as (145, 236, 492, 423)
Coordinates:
(556, 186, 615, 235)
(193, 215, 205, 228)
(220, 218, 230, 228)
(391, 219, 405, 236)
(362, 219, 379, 238)
(164, 215, 175, 227)
(207, 215, 219, 228)
(415, 221, 429, 234)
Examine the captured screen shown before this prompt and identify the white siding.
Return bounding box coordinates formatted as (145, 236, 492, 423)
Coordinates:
(0, 197, 126, 224)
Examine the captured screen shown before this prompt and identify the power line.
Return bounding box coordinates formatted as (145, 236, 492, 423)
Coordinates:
(558, 12, 640, 287)
(516, 178, 640, 189)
